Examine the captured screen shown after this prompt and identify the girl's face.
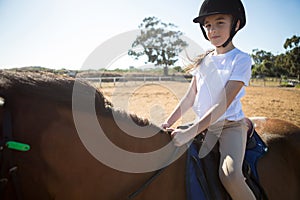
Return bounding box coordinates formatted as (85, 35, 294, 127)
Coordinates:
(203, 14, 235, 48)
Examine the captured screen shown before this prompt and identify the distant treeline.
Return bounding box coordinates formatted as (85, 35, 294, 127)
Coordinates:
(251, 35, 300, 80)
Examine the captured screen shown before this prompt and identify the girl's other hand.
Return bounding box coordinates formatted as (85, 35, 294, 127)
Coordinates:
(171, 129, 194, 147)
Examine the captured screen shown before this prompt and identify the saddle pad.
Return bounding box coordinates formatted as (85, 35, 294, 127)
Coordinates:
(186, 131, 268, 200)
(244, 130, 268, 179)
(186, 142, 209, 200)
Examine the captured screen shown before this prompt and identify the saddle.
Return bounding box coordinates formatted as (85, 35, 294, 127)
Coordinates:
(185, 118, 269, 200)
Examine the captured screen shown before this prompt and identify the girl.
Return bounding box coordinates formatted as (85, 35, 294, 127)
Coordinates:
(162, 0, 256, 199)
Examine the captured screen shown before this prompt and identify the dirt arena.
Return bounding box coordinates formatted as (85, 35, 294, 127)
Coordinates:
(98, 81, 300, 128)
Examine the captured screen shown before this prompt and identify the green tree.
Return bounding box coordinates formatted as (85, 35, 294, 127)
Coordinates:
(251, 49, 276, 77)
(274, 53, 289, 77)
(252, 35, 300, 79)
(128, 16, 188, 76)
(283, 35, 300, 79)
(173, 66, 183, 72)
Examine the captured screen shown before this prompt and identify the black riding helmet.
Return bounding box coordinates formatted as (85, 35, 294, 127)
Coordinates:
(193, 0, 246, 48)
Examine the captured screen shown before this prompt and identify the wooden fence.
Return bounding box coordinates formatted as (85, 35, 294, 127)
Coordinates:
(81, 76, 297, 88)
(250, 78, 284, 87)
(80, 76, 190, 87)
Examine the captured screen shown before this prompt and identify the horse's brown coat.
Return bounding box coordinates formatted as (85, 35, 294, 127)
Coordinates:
(0, 71, 299, 199)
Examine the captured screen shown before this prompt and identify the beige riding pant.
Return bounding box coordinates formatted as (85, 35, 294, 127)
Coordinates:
(199, 119, 256, 200)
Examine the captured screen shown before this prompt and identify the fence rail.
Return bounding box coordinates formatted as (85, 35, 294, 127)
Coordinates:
(80, 76, 298, 88)
(80, 76, 189, 87)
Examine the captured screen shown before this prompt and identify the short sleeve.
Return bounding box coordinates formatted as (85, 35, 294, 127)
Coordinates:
(229, 54, 252, 86)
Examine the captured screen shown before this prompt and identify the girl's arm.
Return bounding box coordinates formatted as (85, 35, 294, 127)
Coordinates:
(171, 80, 244, 146)
(162, 77, 197, 128)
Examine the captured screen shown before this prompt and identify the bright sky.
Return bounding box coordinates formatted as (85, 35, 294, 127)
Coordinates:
(0, 0, 299, 70)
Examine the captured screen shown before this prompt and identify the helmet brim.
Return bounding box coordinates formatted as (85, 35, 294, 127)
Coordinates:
(193, 12, 227, 24)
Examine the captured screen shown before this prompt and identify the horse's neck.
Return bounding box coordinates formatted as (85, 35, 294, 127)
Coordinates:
(99, 113, 187, 199)
(99, 112, 170, 153)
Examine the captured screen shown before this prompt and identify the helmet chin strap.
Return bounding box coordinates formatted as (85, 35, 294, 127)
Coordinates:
(200, 25, 209, 40)
(218, 18, 238, 48)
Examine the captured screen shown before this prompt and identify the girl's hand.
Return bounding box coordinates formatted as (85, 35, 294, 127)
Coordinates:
(161, 122, 170, 129)
(171, 129, 194, 147)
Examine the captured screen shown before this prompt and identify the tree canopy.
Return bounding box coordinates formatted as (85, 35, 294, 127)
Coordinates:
(128, 16, 188, 76)
(251, 35, 300, 80)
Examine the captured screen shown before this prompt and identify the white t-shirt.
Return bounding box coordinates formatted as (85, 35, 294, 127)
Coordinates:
(190, 48, 252, 122)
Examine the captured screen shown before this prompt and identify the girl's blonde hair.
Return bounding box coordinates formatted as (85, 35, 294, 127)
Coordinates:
(184, 49, 214, 73)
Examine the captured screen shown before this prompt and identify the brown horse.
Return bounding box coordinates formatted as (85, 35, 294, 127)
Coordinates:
(0, 71, 299, 200)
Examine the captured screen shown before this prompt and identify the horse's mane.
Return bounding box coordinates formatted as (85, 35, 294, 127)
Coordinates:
(0, 70, 150, 127)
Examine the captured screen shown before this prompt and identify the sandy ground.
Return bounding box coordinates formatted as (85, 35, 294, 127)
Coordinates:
(98, 81, 300, 128)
